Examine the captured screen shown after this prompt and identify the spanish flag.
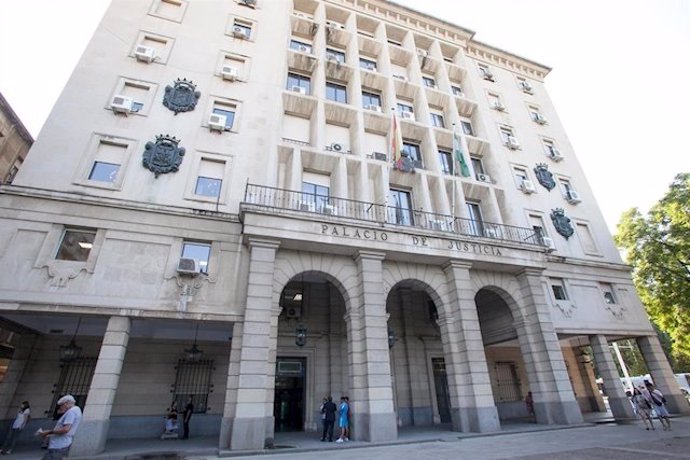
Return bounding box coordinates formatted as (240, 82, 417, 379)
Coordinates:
(389, 109, 404, 170)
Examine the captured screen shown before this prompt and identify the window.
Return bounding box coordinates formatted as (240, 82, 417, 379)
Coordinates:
(499, 126, 515, 143)
(326, 82, 347, 103)
(550, 279, 568, 301)
(478, 63, 494, 81)
(559, 178, 574, 198)
(388, 189, 413, 226)
(287, 72, 311, 94)
(451, 85, 464, 97)
(438, 150, 453, 175)
(326, 48, 345, 63)
(461, 120, 474, 136)
(402, 142, 422, 168)
(361, 91, 381, 108)
(212, 104, 236, 130)
(50, 358, 96, 415)
(471, 157, 484, 175)
(232, 21, 252, 39)
(5, 164, 19, 183)
(290, 39, 312, 53)
(422, 76, 436, 88)
(195, 177, 222, 198)
(172, 358, 214, 414)
(517, 77, 533, 94)
(359, 57, 377, 71)
(56, 229, 97, 262)
(528, 214, 548, 244)
(112, 79, 155, 115)
(529, 106, 546, 124)
(601, 283, 616, 304)
(489, 93, 504, 111)
(513, 167, 528, 187)
(576, 222, 598, 254)
(543, 139, 562, 160)
(397, 102, 413, 115)
(88, 161, 120, 183)
(430, 112, 445, 128)
(134, 32, 173, 64)
(194, 158, 225, 199)
(301, 181, 330, 212)
(149, 0, 187, 22)
(182, 241, 211, 274)
(466, 202, 484, 236)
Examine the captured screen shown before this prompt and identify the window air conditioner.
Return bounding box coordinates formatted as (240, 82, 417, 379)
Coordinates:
(300, 201, 316, 212)
(492, 101, 505, 111)
(240, 0, 256, 7)
(373, 152, 387, 161)
(298, 45, 310, 53)
(110, 95, 133, 114)
(542, 236, 556, 251)
(534, 113, 547, 125)
(291, 85, 307, 95)
(477, 173, 492, 183)
(520, 81, 533, 93)
(393, 74, 408, 81)
(401, 111, 415, 121)
(365, 104, 382, 113)
(134, 45, 155, 63)
(326, 20, 344, 29)
(177, 258, 200, 276)
(549, 149, 564, 162)
(208, 114, 227, 131)
(330, 142, 346, 152)
(566, 190, 582, 204)
(506, 136, 520, 150)
(286, 306, 302, 319)
(417, 48, 428, 57)
(322, 204, 337, 215)
(482, 70, 495, 81)
(520, 179, 536, 194)
(232, 25, 248, 38)
(221, 65, 238, 81)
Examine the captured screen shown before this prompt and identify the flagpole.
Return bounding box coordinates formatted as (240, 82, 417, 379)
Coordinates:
(451, 123, 457, 222)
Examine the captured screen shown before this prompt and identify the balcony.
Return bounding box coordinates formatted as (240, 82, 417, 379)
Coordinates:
(241, 184, 547, 249)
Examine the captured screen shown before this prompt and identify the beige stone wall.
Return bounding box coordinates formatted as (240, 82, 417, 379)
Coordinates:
(0, 94, 32, 183)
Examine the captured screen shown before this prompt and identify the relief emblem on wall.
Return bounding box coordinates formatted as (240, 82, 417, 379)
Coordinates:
(534, 163, 556, 191)
(163, 78, 201, 115)
(142, 134, 185, 177)
(550, 208, 574, 239)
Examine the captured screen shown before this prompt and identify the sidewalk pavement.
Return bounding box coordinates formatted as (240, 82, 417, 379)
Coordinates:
(1, 415, 687, 459)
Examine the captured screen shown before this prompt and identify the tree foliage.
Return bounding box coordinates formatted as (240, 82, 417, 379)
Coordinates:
(615, 173, 690, 371)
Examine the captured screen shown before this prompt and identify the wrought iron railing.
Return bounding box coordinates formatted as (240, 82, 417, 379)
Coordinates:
(242, 183, 547, 248)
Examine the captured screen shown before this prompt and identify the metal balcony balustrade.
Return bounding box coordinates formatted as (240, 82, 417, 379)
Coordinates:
(242, 183, 547, 248)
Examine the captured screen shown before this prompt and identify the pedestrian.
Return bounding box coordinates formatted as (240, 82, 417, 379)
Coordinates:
(645, 382, 672, 430)
(182, 396, 194, 439)
(335, 396, 349, 443)
(37, 394, 82, 460)
(525, 391, 535, 421)
(631, 386, 655, 430)
(320, 396, 337, 442)
(162, 401, 179, 439)
(0, 400, 31, 454)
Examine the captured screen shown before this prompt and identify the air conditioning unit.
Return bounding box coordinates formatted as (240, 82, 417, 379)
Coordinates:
(548, 149, 564, 162)
(330, 142, 346, 152)
(417, 48, 428, 57)
(520, 179, 536, 194)
(373, 152, 387, 161)
(520, 81, 533, 93)
(232, 25, 248, 38)
(208, 114, 227, 131)
(542, 236, 556, 250)
(177, 258, 200, 276)
(221, 65, 238, 81)
(492, 101, 506, 111)
(322, 204, 337, 215)
(482, 71, 495, 81)
(291, 85, 307, 95)
(240, 0, 256, 7)
(477, 173, 492, 183)
(534, 113, 547, 125)
(286, 306, 302, 319)
(392, 74, 408, 81)
(506, 136, 520, 150)
(400, 111, 415, 121)
(134, 45, 155, 63)
(429, 220, 445, 231)
(110, 95, 133, 114)
(365, 104, 382, 113)
(566, 190, 582, 204)
(300, 201, 316, 212)
(298, 45, 310, 53)
(326, 20, 344, 29)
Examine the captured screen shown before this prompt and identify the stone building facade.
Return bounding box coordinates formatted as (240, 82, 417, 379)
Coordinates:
(0, 92, 33, 185)
(0, 0, 686, 456)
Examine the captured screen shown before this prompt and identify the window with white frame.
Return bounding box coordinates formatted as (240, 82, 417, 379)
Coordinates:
(466, 201, 484, 236)
(517, 76, 533, 94)
(499, 126, 515, 144)
(181, 241, 211, 274)
(290, 39, 312, 53)
(528, 105, 546, 124)
(326, 48, 345, 63)
(478, 63, 494, 81)
(402, 142, 422, 168)
(429, 111, 445, 128)
(512, 166, 529, 188)
(528, 214, 548, 243)
(550, 278, 568, 301)
(488, 93, 504, 111)
(461, 120, 474, 136)
(388, 188, 413, 226)
(397, 102, 414, 116)
(287, 72, 311, 94)
(231, 20, 252, 39)
(601, 283, 616, 304)
(471, 157, 484, 176)
(212, 102, 236, 130)
(438, 149, 453, 175)
(559, 178, 575, 198)
(542, 138, 562, 160)
(359, 57, 377, 71)
(56, 228, 97, 262)
(326, 81, 347, 103)
(451, 85, 464, 97)
(361, 90, 381, 109)
(84, 138, 130, 188)
(422, 75, 436, 88)
(194, 159, 225, 199)
(301, 172, 331, 212)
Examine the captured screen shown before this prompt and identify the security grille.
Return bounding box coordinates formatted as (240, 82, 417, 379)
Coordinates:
(494, 362, 521, 402)
(172, 359, 214, 414)
(49, 357, 96, 416)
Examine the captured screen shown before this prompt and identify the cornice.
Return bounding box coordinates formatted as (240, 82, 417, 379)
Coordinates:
(467, 41, 551, 80)
(0, 92, 34, 144)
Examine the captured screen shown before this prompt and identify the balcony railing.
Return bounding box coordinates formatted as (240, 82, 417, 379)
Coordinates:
(242, 184, 547, 249)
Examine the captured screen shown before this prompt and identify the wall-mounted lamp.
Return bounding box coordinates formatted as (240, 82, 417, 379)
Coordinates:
(295, 324, 307, 347)
(59, 317, 83, 362)
(388, 327, 396, 349)
(185, 323, 204, 362)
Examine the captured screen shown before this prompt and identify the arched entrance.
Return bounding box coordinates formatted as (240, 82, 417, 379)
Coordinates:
(386, 281, 449, 426)
(274, 272, 347, 433)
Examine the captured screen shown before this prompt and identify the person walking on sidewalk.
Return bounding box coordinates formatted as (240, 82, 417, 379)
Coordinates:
(38, 395, 82, 460)
(182, 396, 194, 439)
(645, 382, 671, 430)
(335, 396, 349, 443)
(631, 386, 655, 430)
(320, 396, 337, 442)
(0, 400, 31, 454)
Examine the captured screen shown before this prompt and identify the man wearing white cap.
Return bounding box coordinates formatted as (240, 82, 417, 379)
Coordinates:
(38, 395, 82, 459)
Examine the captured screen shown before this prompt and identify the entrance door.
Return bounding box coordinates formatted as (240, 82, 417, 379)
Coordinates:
(432, 358, 451, 423)
(274, 357, 306, 432)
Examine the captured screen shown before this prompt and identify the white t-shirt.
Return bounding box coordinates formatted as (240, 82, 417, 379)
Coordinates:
(49, 406, 82, 449)
(12, 408, 30, 429)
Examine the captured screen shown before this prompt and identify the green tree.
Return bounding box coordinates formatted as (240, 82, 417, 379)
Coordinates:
(615, 173, 690, 372)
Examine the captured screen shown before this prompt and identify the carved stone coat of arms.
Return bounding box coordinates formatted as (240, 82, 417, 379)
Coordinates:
(550, 208, 574, 239)
(142, 135, 185, 177)
(163, 78, 201, 115)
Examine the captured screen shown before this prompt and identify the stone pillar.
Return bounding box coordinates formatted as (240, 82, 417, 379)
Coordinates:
(70, 316, 130, 456)
(442, 261, 499, 432)
(637, 335, 690, 415)
(515, 269, 583, 425)
(348, 251, 397, 442)
(589, 334, 634, 420)
(221, 239, 279, 451)
(0, 334, 37, 419)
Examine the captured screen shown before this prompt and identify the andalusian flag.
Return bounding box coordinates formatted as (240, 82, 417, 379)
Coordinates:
(389, 109, 404, 170)
(453, 126, 471, 178)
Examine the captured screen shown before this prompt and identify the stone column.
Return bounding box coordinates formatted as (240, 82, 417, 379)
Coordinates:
(589, 334, 635, 420)
(637, 335, 690, 415)
(348, 251, 397, 442)
(515, 269, 583, 425)
(221, 239, 279, 451)
(0, 334, 37, 418)
(442, 261, 499, 432)
(70, 316, 130, 456)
